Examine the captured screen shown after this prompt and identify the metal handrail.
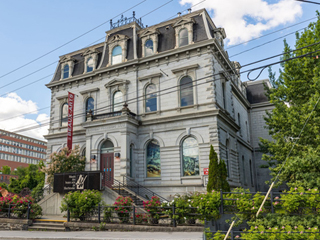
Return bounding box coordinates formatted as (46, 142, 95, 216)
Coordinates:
(122, 175, 169, 202)
(102, 173, 168, 203)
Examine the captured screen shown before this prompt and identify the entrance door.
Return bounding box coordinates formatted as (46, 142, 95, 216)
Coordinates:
(101, 153, 114, 188)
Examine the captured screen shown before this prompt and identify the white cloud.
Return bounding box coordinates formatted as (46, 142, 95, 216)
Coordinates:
(179, 0, 302, 45)
(0, 93, 49, 141)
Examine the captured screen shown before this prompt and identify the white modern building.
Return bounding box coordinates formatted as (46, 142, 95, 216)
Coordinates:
(45, 9, 273, 198)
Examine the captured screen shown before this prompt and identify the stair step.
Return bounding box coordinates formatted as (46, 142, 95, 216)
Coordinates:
(28, 226, 65, 231)
(32, 222, 64, 227)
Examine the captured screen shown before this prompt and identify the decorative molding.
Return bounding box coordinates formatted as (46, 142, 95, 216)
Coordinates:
(171, 64, 199, 74)
(80, 88, 100, 95)
(104, 79, 130, 88)
(138, 73, 162, 81)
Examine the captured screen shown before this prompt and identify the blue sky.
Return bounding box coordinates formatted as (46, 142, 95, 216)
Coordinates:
(0, 0, 318, 140)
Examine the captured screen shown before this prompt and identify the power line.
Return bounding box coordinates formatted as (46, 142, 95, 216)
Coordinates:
(295, 0, 320, 5)
(6, 47, 320, 134)
(0, 0, 148, 81)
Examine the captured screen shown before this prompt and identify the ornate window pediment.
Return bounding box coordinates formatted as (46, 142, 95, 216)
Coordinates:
(173, 17, 195, 48)
(59, 56, 76, 80)
(82, 48, 100, 74)
(104, 78, 130, 89)
(106, 34, 129, 66)
(140, 29, 160, 57)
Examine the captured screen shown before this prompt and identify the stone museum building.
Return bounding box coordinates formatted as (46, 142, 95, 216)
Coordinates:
(45, 9, 273, 198)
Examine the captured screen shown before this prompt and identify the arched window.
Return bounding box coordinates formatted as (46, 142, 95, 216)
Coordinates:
(145, 84, 157, 112)
(62, 64, 69, 79)
(86, 57, 94, 72)
(145, 39, 153, 56)
(81, 148, 86, 158)
(113, 91, 123, 111)
(179, 28, 188, 47)
(180, 76, 194, 107)
(86, 97, 94, 120)
(61, 103, 68, 127)
(146, 140, 161, 178)
(182, 137, 199, 176)
(112, 46, 122, 65)
(101, 140, 114, 153)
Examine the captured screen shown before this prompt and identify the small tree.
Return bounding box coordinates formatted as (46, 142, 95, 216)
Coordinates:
(45, 145, 85, 185)
(207, 145, 219, 192)
(218, 159, 230, 192)
(207, 145, 230, 192)
(2, 165, 11, 175)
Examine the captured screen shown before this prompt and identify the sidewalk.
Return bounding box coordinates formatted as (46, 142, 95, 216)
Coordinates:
(0, 231, 203, 240)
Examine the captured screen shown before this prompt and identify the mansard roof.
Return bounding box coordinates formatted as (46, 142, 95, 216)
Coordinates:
(49, 8, 218, 84)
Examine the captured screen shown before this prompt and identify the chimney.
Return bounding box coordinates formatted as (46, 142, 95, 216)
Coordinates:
(188, 8, 191, 13)
(177, 12, 181, 17)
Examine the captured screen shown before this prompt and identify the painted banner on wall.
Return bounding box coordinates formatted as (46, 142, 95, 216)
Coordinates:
(67, 92, 75, 150)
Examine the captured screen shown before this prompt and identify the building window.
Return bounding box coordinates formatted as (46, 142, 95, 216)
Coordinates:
(222, 82, 226, 109)
(249, 159, 254, 186)
(182, 137, 199, 176)
(145, 39, 153, 56)
(242, 156, 246, 185)
(180, 76, 194, 107)
(113, 91, 123, 112)
(112, 46, 122, 65)
(145, 84, 157, 112)
(146, 139, 161, 178)
(238, 113, 241, 135)
(101, 140, 114, 153)
(179, 28, 188, 47)
(226, 140, 229, 177)
(81, 148, 86, 158)
(61, 103, 68, 127)
(130, 144, 133, 178)
(86, 57, 94, 72)
(62, 64, 69, 79)
(86, 97, 94, 119)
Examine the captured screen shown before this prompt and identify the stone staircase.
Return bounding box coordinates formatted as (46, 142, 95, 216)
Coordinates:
(28, 219, 66, 231)
(113, 188, 145, 206)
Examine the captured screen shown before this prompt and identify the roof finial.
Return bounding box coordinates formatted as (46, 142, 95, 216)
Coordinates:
(188, 8, 191, 13)
(178, 12, 181, 17)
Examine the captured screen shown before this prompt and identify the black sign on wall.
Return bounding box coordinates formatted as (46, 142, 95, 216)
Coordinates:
(53, 171, 101, 193)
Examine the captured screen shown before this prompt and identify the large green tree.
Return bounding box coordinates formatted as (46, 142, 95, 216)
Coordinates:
(260, 12, 320, 188)
(8, 163, 45, 199)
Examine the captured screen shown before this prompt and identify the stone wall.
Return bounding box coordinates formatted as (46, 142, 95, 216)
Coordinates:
(0, 218, 31, 230)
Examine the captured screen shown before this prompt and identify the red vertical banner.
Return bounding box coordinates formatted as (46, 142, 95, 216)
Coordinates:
(67, 92, 75, 150)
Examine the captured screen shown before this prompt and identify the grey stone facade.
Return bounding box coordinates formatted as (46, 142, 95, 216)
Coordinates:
(45, 9, 273, 199)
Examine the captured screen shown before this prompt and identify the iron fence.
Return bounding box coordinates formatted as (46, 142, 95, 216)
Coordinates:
(0, 202, 31, 220)
(66, 204, 203, 227)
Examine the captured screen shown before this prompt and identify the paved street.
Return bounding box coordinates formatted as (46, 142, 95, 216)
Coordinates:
(0, 231, 203, 240)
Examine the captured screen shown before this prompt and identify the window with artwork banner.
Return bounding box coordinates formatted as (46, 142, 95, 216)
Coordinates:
(146, 140, 161, 178)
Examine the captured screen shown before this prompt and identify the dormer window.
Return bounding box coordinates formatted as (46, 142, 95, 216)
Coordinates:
(145, 39, 153, 57)
(62, 64, 69, 79)
(179, 28, 188, 47)
(59, 56, 75, 80)
(173, 17, 195, 48)
(86, 57, 94, 73)
(106, 34, 128, 67)
(112, 46, 122, 65)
